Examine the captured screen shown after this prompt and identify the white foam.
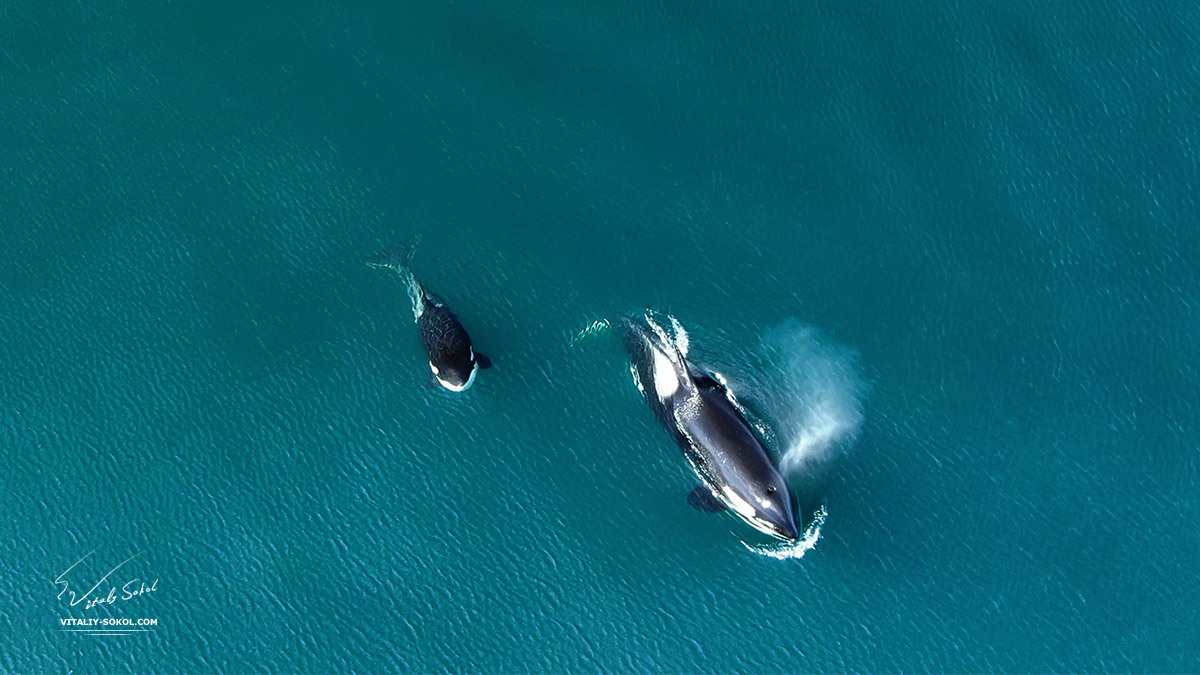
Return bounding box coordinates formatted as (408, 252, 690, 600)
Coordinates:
(629, 364, 645, 394)
(743, 504, 827, 560)
(570, 318, 612, 345)
(644, 311, 676, 352)
(669, 314, 690, 356)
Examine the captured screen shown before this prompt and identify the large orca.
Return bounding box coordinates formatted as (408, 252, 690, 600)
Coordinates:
(622, 312, 799, 541)
(367, 238, 492, 392)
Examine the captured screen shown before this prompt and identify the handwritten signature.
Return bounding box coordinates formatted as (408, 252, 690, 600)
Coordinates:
(55, 550, 159, 610)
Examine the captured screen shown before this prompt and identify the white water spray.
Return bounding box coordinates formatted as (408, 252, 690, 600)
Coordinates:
(733, 321, 863, 560)
(668, 314, 691, 356)
(570, 318, 611, 346)
(750, 321, 866, 477)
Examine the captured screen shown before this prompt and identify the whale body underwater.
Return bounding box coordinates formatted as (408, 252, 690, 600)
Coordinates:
(622, 313, 800, 541)
(368, 242, 492, 392)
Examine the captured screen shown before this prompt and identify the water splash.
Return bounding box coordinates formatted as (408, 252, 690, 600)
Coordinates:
(570, 318, 611, 346)
(668, 314, 691, 356)
(643, 309, 688, 357)
(734, 322, 862, 559)
(629, 363, 644, 394)
(743, 503, 827, 559)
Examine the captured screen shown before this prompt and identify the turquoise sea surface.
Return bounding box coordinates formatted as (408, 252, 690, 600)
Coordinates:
(2, 0, 1197, 671)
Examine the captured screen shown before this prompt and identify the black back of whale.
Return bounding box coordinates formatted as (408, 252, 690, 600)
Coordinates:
(621, 316, 798, 539)
(682, 376, 781, 490)
(417, 289, 484, 386)
(367, 241, 489, 388)
(621, 318, 754, 474)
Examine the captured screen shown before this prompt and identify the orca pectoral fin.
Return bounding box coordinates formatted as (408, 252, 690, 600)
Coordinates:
(476, 353, 493, 370)
(687, 486, 727, 513)
(423, 377, 440, 389)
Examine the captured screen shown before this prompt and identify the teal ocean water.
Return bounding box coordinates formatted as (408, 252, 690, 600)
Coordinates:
(3, 1, 1198, 671)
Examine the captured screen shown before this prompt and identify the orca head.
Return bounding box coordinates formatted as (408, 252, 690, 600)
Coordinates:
(430, 349, 478, 392)
(722, 479, 800, 541)
(756, 483, 800, 541)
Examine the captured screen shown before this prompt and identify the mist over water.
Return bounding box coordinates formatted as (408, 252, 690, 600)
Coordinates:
(747, 321, 867, 478)
(635, 313, 866, 509)
(629, 312, 862, 558)
(724, 321, 865, 560)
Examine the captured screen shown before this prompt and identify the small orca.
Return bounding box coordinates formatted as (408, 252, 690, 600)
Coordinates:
(622, 312, 799, 541)
(367, 237, 492, 392)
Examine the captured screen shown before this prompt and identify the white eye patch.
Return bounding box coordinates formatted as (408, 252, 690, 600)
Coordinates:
(651, 348, 679, 399)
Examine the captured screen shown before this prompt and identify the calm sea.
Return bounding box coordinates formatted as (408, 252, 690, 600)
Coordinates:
(2, 0, 1197, 671)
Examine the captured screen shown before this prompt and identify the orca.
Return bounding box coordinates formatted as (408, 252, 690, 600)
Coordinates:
(622, 312, 799, 541)
(367, 237, 492, 392)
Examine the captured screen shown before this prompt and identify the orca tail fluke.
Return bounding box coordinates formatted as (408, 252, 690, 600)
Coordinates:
(366, 234, 422, 272)
(367, 235, 426, 320)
